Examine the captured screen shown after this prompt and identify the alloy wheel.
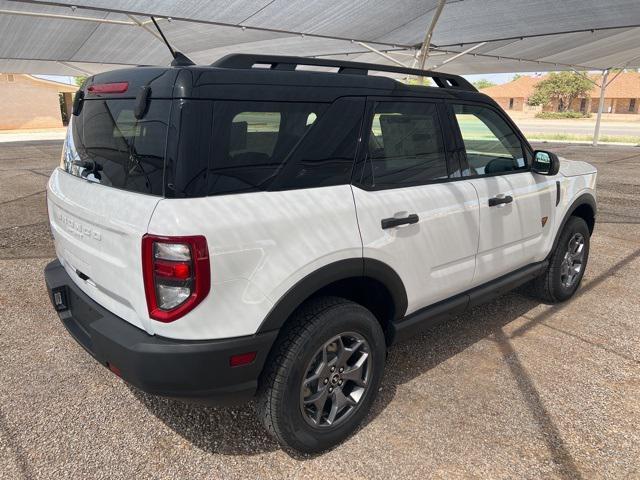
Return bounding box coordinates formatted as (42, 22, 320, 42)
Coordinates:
(299, 332, 371, 428)
(560, 232, 586, 288)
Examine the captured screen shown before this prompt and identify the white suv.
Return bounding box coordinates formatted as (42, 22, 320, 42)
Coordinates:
(45, 54, 597, 453)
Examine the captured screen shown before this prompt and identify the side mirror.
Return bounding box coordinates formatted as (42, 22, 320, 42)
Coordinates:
(532, 150, 560, 176)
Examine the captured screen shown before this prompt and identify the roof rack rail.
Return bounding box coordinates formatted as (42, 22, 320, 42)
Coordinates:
(212, 54, 477, 92)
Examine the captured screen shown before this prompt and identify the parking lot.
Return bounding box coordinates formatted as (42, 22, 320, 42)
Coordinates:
(1, 140, 638, 479)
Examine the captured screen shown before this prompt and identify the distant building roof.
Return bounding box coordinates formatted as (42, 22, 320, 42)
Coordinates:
(481, 72, 640, 100)
(25, 75, 77, 92)
(480, 76, 543, 98)
(0, 74, 77, 92)
(590, 72, 640, 99)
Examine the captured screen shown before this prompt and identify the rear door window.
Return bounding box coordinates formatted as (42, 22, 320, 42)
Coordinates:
(359, 101, 448, 188)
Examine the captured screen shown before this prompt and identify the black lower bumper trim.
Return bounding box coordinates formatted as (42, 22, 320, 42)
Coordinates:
(44, 259, 278, 406)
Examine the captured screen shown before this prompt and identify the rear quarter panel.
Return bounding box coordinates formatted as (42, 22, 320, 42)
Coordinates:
(147, 185, 362, 340)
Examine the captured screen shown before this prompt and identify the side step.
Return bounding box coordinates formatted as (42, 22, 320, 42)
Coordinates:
(388, 261, 547, 345)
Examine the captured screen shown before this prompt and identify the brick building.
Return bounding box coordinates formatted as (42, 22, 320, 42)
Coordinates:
(0, 73, 77, 130)
(481, 72, 640, 114)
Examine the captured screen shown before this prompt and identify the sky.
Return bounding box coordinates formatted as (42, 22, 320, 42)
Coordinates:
(37, 75, 77, 85)
(464, 73, 522, 84)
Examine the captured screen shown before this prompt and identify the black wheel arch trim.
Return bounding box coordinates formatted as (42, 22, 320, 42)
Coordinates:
(551, 192, 596, 254)
(256, 258, 408, 334)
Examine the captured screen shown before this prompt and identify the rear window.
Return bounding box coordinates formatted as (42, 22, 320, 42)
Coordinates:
(167, 97, 365, 197)
(66, 99, 170, 195)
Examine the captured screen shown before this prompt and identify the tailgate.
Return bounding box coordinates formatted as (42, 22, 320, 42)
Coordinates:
(48, 71, 175, 334)
(48, 169, 160, 332)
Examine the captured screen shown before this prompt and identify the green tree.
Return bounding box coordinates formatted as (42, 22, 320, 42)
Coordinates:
(472, 79, 496, 89)
(74, 75, 87, 87)
(58, 93, 68, 124)
(528, 72, 593, 112)
(512, 73, 524, 81)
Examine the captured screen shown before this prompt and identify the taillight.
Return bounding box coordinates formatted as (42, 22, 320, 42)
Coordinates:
(87, 82, 129, 94)
(142, 234, 210, 322)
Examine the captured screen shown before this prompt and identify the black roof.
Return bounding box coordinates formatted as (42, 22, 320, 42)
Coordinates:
(87, 54, 491, 104)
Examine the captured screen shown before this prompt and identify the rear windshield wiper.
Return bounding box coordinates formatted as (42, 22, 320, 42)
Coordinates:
(72, 159, 103, 180)
(126, 149, 153, 192)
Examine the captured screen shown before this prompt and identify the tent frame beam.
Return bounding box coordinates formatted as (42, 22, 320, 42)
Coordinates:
(126, 14, 165, 43)
(429, 46, 601, 71)
(430, 42, 486, 70)
(356, 42, 409, 68)
(435, 23, 640, 48)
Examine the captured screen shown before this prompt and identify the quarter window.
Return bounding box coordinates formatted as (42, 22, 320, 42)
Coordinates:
(361, 102, 448, 188)
(453, 104, 528, 176)
(230, 111, 282, 157)
(169, 98, 363, 197)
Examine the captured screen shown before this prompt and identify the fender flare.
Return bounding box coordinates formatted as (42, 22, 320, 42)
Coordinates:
(256, 258, 408, 333)
(550, 192, 596, 254)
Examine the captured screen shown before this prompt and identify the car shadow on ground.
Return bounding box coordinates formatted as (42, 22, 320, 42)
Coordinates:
(131, 247, 639, 475)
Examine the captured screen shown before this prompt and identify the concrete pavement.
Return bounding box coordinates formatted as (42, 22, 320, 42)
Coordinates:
(1, 140, 639, 479)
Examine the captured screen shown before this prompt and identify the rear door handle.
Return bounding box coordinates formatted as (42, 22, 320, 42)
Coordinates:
(488, 195, 513, 207)
(381, 214, 419, 229)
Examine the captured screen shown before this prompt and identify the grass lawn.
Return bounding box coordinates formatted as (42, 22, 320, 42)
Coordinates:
(526, 132, 640, 144)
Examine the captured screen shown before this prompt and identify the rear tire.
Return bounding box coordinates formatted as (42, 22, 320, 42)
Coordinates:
(257, 296, 386, 453)
(532, 216, 590, 303)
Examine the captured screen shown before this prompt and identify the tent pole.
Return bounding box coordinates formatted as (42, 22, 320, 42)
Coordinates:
(592, 69, 609, 147)
(418, 0, 447, 70)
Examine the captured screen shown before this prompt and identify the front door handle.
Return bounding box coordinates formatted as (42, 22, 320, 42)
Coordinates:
(381, 214, 419, 229)
(488, 195, 513, 207)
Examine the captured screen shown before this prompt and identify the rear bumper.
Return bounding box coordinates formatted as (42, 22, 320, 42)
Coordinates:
(44, 260, 278, 406)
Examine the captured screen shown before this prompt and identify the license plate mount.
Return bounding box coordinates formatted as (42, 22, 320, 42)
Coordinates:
(52, 286, 69, 312)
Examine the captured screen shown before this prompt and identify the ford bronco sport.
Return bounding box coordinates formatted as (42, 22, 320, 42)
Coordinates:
(45, 54, 597, 453)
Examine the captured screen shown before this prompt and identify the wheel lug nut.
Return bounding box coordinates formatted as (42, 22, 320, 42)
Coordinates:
(330, 366, 335, 372)
(329, 387, 333, 393)
(323, 378, 328, 384)
(338, 380, 343, 385)
(339, 367, 344, 373)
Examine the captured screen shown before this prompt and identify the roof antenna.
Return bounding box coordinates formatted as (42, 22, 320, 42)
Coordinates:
(150, 16, 195, 66)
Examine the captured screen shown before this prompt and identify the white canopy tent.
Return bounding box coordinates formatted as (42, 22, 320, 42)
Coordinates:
(1, 0, 639, 143)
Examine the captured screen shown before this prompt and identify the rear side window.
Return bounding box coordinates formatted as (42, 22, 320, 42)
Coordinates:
(230, 111, 281, 158)
(452, 104, 528, 176)
(169, 97, 364, 197)
(70, 99, 170, 195)
(360, 101, 448, 188)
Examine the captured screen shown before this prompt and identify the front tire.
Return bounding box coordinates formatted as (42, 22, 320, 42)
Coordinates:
(532, 216, 590, 303)
(257, 296, 386, 453)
